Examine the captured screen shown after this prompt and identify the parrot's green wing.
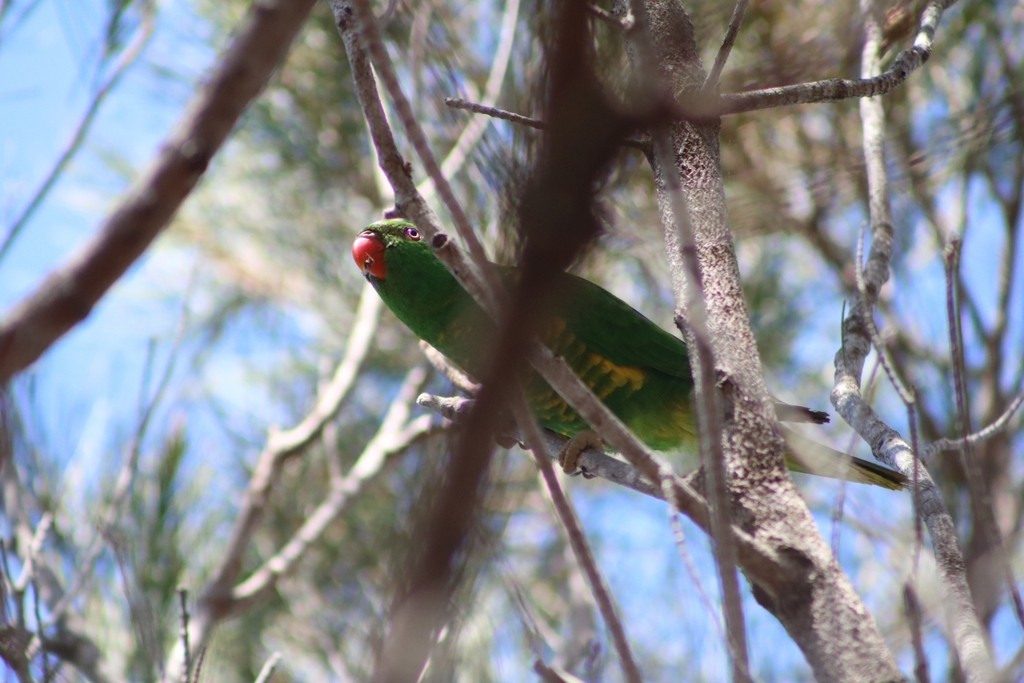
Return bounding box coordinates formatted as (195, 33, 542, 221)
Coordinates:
(513, 269, 697, 451)
(548, 271, 691, 380)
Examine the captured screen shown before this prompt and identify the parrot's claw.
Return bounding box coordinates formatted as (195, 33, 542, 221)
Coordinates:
(558, 431, 602, 478)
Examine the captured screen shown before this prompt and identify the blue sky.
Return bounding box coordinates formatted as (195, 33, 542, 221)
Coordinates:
(0, 2, 206, 498)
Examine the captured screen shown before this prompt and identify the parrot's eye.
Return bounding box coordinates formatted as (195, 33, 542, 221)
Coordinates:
(404, 227, 421, 241)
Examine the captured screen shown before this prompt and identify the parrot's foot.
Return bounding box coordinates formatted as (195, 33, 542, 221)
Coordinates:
(558, 431, 602, 478)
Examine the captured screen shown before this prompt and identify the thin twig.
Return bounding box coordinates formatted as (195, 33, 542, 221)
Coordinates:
(663, 481, 725, 643)
(444, 97, 650, 151)
(332, 0, 504, 351)
(416, 392, 662, 499)
(190, 646, 207, 683)
(163, 283, 382, 678)
(498, 563, 552, 662)
(903, 583, 930, 683)
(229, 367, 433, 613)
(418, 342, 480, 395)
(512, 391, 643, 683)
(45, 273, 194, 631)
(177, 587, 191, 683)
(702, 0, 749, 91)
(444, 97, 544, 129)
(253, 651, 283, 683)
(211, 285, 379, 589)
(346, 0, 497, 298)
(944, 240, 1024, 629)
(265, 287, 382, 459)
(32, 575, 47, 683)
(854, 217, 926, 558)
(926, 391, 1024, 456)
(854, 223, 916, 407)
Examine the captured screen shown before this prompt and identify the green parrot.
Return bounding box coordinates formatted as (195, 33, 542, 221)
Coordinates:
(352, 219, 907, 490)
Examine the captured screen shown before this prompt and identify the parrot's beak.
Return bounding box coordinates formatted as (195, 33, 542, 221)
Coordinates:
(352, 231, 387, 280)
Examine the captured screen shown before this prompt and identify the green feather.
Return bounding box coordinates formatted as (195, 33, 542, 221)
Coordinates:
(355, 219, 906, 490)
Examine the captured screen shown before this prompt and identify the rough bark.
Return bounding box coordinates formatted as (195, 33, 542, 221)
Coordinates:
(632, 1, 903, 679)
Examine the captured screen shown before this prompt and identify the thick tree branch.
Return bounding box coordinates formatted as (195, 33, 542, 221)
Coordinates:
(651, 128, 750, 680)
(629, 0, 902, 679)
(0, 0, 318, 383)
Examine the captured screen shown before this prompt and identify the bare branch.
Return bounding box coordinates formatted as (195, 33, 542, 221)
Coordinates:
(718, 0, 957, 115)
(211, 284, 379, 593)
(629, 0, 902, 678)
(229, 367, 433, 613)
(926, 391, 1024, 456)
(663, 491, 725, 643)
(44, 278, 193, 631)
(167, 364, 430, 680)
(0, 0, 319, 383)
(160, 282, 382, 679)
(444, 97, 651, 152)
(416, 392, 662, 500)
(444, 96, 545, 129)
(177, 587, 191, 683)
(944, 240, 1024, 630)
(830, 5, 995, 680)
(650, 129, 749, 680)
(332, 0, 506, 356)
(266, 286, 382, 458)
(418, 342, 480, 395)
(903, 583, 930, 683)
(253, 652, 283, 683)
(341, 0, 496, 295)
(702, 0, 749, 91)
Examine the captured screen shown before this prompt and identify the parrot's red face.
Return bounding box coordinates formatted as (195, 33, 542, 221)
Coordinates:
(352, 230, 388, 280)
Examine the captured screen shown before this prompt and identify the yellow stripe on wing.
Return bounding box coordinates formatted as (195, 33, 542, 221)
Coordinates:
(542, 317, 646, 398)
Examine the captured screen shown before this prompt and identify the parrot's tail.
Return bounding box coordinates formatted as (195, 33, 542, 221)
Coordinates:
(783, 429, 908, 490)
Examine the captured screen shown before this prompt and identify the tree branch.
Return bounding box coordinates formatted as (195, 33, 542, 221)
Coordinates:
(416, 392, 661, 500)
(630, 0, 902, 678)
(717, 0, 957, 115)
(830, 5, 995, 680)
(163, 282, 383, 678)
(0, 0, 319, 383)
(511, 391, 642, 683)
